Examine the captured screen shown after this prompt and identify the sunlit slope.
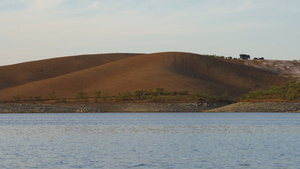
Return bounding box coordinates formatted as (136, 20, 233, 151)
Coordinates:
(0, 52, 290, 101)
(0, 53, 139, 90)
(244, 60, 300, 78)
(224, 59, 300, 78)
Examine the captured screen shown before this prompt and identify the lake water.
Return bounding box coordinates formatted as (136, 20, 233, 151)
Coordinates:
(1, 113, 300, 169)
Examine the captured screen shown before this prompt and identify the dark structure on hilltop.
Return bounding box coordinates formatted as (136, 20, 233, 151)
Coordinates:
(254, 57, 264, 60)
(240, 54, 250, 60)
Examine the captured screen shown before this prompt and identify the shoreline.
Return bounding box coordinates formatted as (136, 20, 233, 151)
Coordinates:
(207, 102, 300, 113)
(0, 102, 228, 113)
(0, 102, 299, 113)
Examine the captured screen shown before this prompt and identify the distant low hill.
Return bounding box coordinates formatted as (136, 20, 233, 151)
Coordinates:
(0, 52, 297, 102)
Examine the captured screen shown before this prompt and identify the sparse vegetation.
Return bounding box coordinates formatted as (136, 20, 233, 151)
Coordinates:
(203, 54, 239, 60)
(133, 90, 147, 100)
(60, 97, 66, 102)
(29, 96, 34, 101)
(239, 81, 300, 101)
(219, 90, 229, 102)
(7, 88, 232, 103)
(34, 96, 42, 101)
(74, 90, 89, 102)
(76, 90, 85, 101)
(102, 93, 109, 102)
(203, 54, 226, 59)
(107, 88, 230, 103)
(48, 92, 57, 100)
(14, 83, 295, 104)
(84, 93, 88, 102)
(94, 91, 101, 102)
(13, 95, 20, 102)
(174, 94, 181, 101)
(179, 90, 189, 95)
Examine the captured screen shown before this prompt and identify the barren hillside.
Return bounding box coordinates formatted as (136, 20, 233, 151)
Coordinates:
(0, 52, 293, 101)
(0, 53, 140, 90)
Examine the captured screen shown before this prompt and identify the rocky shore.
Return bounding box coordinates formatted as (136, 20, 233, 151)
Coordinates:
(208, 102, 300, 113)
(0, 102, 228, 113)
(0, 102, 299, 113)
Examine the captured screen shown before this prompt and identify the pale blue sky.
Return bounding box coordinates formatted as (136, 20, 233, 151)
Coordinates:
(1, 0, 299, 66)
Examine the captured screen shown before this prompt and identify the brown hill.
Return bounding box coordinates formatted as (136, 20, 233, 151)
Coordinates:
(0, 53, 140, 90)
(0, 52, 292, 101)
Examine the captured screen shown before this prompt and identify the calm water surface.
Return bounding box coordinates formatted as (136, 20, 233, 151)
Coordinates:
(1, 113, 300, 169)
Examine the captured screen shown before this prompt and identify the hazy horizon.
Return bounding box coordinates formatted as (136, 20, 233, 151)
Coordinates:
(1, 0, 299, 66)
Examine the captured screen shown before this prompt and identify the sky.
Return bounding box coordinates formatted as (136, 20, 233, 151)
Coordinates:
(1, 0, 300, 66)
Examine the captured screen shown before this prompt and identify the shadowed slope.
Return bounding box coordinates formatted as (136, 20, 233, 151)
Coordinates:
(171, 54, 287, 90)
(0, 53, 140, 90)
(0, 52, 290, 101)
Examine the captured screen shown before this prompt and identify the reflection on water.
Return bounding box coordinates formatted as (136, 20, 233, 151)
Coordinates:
(1, 113, 300, 168)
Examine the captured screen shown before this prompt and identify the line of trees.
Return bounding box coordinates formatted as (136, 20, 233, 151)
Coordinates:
(206, 54, 265, 60)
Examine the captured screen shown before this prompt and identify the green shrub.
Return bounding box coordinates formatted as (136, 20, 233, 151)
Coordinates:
(76, 90, 84, 101)
(94, 91, 101, 102)
(149, 90, 159, 96)
(171, 91, 178, 96)
(219, 90, 228, 101)
(76, 90, 88, 102)
(102, 94, 109, 102)
(60, 97, 66, 102)
(94, 91, 101, 99)
(13, 95, 20, 102)
(148, 95, 162, 102)
(133, 90, 147, 100)
(175, 94, 181, 101)
(155, 88, 166, 95)
(179, 90, 189, 95)
(115, 93, 125, 102)
(166, 96, 172, 101)
(84, 93, 89, 102)
(189, 93, 196, 100)
(48, 92, 56, 100)
(34, 96, 42, 101)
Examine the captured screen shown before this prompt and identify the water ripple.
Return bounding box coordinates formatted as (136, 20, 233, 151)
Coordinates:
(0, 113, 300, 168)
